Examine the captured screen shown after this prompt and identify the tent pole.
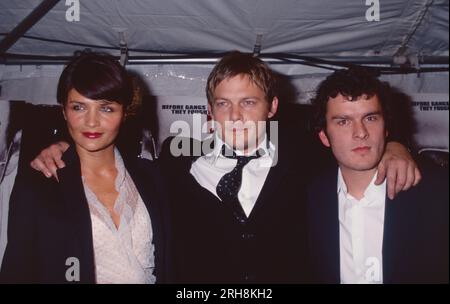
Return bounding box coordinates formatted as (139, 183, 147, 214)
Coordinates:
(0, 0, 61, 55)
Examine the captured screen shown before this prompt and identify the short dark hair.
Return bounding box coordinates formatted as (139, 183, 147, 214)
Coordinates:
(206, 51, 277, 104)
(312, 68, 393, 132)
(57, 52, 133, 109)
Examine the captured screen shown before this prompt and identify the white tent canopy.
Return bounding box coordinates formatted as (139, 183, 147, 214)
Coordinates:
(0, 0, 448, 61)
(0, 0, 448, 150)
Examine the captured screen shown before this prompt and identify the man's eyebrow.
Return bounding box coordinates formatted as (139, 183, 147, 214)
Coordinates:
(331, 114, 350, 119)
(214, 96, 262, 101)
(363, 111, 382, 117)
(241, 97, 264, 102)
(330, 111, 383, 119)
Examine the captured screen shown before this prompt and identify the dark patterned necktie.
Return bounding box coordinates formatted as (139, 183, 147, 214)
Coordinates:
(216, 146, 262, 222)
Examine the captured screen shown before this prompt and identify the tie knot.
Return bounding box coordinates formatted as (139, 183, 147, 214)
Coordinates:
(221, 145, 264, 165)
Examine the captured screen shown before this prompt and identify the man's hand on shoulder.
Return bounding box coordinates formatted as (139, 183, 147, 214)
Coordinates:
(30, 141, 70, 181)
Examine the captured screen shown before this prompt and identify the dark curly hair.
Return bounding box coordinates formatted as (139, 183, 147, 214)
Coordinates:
(312, 68, 394, 134)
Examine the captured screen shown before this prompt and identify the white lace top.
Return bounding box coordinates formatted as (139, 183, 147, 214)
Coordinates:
(82, 149, 155, 284)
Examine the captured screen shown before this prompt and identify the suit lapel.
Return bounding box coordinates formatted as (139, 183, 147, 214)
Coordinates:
(250, 148, 288, 218)
(248, 135, 298, 221)
(123, 156, 166, 280)
(57, 146, 95, 283)
(307, 166, 340, 283)
(382, 191, 418, 284)
(382, 194, 396, 284)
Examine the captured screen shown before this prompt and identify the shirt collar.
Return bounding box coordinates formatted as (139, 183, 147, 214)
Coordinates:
(337, 168, 348, 196)
(114, 148, 127, 190)
(205, 132, 275, 164)
(337, 168, 386, 223)
(337, 168, 386, 205)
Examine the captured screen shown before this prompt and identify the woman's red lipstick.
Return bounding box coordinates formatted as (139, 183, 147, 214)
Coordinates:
(82, 132, 102, 139)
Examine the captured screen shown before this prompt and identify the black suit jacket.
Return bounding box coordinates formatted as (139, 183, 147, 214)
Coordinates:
(159, 129, 317, 283)
(307, 161, 449, 284)
(0, 146, 171, 284)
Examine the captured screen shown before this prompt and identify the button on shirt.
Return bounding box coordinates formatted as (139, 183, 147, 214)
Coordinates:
(190, 135, 275, 217)
(338, 169, 386, 284)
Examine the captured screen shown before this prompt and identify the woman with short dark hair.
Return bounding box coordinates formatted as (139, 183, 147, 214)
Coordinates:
(0, 53, 170, 284)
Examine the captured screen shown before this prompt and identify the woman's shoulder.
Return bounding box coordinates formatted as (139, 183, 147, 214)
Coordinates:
(15, 168, 57, 190)
(5, 170, 58, 229)
(11, 169, 59, 207)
